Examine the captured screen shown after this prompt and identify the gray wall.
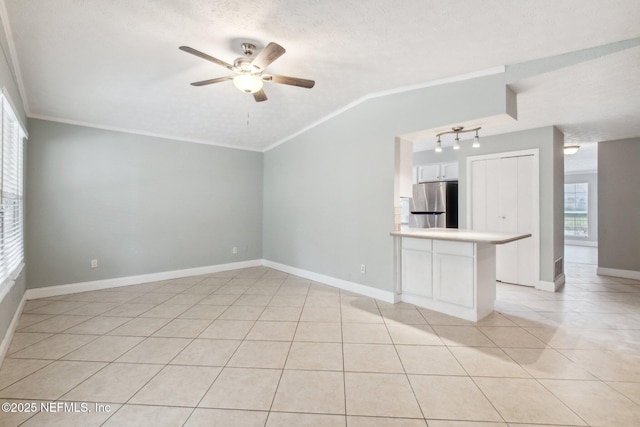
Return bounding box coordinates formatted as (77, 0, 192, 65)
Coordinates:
(565, 172, 598, 244)
(413, 126, 564, 283)
(598, 138, 640, 273)
(0, 15, 28, 353)
(26, 119, 263, 288)
(263, 74, 515, 291)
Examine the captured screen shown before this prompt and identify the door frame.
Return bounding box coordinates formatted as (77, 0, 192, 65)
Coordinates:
(465, 149, 541, 289)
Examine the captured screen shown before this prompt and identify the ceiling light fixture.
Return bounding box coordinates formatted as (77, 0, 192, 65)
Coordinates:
(563, 145, 580, 156)
(232, 74, 264, 93)
(473, 130, 480, 148)
(435, 136, 442, 153)
(435, 126, 482, 152)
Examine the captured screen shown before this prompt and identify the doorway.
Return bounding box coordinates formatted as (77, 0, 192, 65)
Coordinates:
(467, 149, 540, 288)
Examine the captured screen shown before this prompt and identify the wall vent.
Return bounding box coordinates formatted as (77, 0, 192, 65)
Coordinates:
(554, 257, 564, 278)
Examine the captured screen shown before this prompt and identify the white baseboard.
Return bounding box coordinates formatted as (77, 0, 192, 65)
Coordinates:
(0, 293, 26, 364)
(565, 241, 598, 247)
(537, 274, 565, 292)
(262, 260, 395, 303)
(597, 267, 640, 281)
(25, 259, 263, 300)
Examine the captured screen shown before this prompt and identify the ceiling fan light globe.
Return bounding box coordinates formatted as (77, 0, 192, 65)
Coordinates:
(233, 74, 263, 94)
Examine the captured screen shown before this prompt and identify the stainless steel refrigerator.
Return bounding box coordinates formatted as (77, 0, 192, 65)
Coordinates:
(409, 181, 458, 228)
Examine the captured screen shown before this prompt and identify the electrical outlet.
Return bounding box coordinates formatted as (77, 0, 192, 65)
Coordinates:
(232, 247, 238, 255)
(91, 259, 98, 268)
(360, 264, 366, 274)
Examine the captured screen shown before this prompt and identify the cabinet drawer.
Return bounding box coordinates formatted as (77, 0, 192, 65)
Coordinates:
(434, 240, 474, 257)
(403, 238, 432, 252)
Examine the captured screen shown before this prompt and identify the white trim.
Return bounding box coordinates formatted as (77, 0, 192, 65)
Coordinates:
(564, 169, 597, 176)
(24, 259, 262, 300)
(597, 267, 640, 281)
(262, 260, 395, 303)
(263, 66, 506, 152)
(28, 114, 263, 153)
(0, 1, 30, 118)
(0, 262, 24, 303)
(565, 240, 598, 247)
(0, 291, 26, 364)
(537, 274, 565, 292)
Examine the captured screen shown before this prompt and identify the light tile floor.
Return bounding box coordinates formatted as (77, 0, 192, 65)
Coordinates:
(1, 262, 639, 426)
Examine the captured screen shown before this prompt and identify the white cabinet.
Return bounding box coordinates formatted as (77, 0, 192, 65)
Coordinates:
(471, 155, 536, 286)
(441, 162, 459, 181)
(401, 238, 432, 298)
(417, 162, 458, 182)
(394, 235, 498, 321)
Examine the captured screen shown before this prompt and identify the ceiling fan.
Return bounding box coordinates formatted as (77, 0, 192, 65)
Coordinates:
(179, 42, 315, 102)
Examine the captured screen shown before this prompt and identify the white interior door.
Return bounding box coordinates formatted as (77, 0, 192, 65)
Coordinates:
(496, 157, 519, 284)
(516, 155, 536, 286)
(470, 154, 537, 287)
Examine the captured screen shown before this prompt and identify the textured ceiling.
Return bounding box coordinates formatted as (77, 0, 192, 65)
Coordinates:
(3, 0, 640, 151)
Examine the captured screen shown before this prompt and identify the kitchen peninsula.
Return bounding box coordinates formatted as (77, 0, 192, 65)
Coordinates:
(391, 228, 531, 321)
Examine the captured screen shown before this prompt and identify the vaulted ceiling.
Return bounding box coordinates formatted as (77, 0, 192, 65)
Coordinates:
(3, 0, 639, 151)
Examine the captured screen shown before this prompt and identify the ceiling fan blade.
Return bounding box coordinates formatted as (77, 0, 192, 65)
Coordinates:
(252, 42, 286, 71)
(264, 74, 315, 89)
(253, 89, 268, 102)
(179, 46, 233, 70)
(190, 76, 233, 86)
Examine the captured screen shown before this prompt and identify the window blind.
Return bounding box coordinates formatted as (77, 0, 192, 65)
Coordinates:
(0, 92, 26, 290)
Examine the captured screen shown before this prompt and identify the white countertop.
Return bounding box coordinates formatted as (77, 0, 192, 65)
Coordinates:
(390, 227, 531, 244)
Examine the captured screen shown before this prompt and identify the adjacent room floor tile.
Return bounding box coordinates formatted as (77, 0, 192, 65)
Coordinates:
(395, 345, 466, 376)
(6, 332, 52, 354)
(408, 375, 502, 422)
(343, 343, 404, 373)
(448, 346, 531, 378)
(107, 317, 171, 337)
(115, 337, 191, 364)
(503, 348, 595, 380)
(285, 342, 343, 371)
(342, 323, 392, 344)
(185, 408, 268, 427)
(0, 361, 106, 400)
(432, 325, 495, 347)
(199, 367, 281, 411)
(61, 363, 162, 403)
(152, 318, 212, 338)
(294, 322, 342, 342)
(267, 412, 346, 426)
(245, 321, 297, 341)
(386, 322, 443, 345)
(345, 372, 422, 418)
(227, 340, 290, 368)
(540, 379, 640, 426)
(129, 365, 221, 406)
(19, 403, 122, 427)
(63, 316, 131, 335)
(61, 336, 144, 362)
(272, 370, 345, 414)
(0, 358, 52, 390)
(9, 334, 98, 360)
(170, 338, 241, 366)
(102, 404, 192, 427)
(473, 377, 585, 425)
(198, 319, 254, 339)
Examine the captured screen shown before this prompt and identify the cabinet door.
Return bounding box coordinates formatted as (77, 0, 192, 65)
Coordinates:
(402, 249, 433, 298)
(418, 164, 441, 182)
(441, 162, 459, 181)
(434, 252, 474, 308)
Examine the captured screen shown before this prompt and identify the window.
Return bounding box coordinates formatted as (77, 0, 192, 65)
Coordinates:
(0, 92, 26, 292)
(564, 182, 588, 237)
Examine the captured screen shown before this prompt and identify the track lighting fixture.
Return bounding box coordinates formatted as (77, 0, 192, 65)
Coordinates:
(435, 126, 481, 152)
